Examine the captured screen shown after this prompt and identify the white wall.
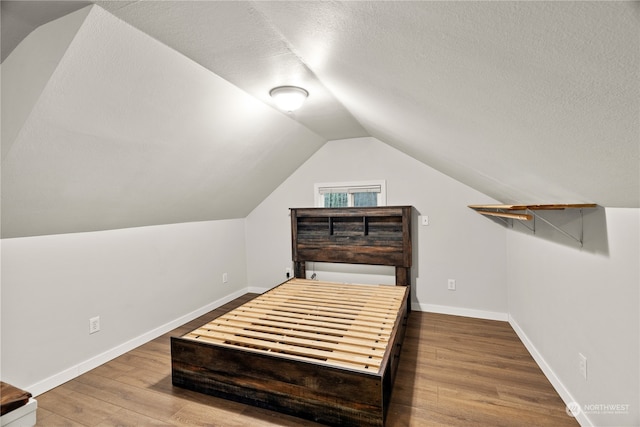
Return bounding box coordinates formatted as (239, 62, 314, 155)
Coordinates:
(1, 219, 247, 395)
(507, 208, 639, 427)
(246, 137, 507, 319)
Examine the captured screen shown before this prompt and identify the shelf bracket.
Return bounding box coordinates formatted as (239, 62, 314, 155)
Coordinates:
(469, 204, 596, 247)
(519, 211, 535, 233)
(492, 210, 511, 227)
(528, 208, 585, 247)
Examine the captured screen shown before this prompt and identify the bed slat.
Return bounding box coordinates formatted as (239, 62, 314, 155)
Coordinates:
(217, 310, 394, 340)
(190, 329, 385, 371)
(206, 317, 389, 349)
(247, 300, 398, 322)
(182, 279, 406, 373)
(191, 324, 387, 358)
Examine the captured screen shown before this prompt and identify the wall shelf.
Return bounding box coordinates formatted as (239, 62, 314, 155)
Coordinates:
(468, 204, 598, 246)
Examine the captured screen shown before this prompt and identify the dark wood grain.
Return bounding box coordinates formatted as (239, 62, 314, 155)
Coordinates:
(1, 382, 32, 415)
(291, 207, 413, 277)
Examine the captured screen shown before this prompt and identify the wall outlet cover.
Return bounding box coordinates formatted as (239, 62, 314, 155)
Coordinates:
(89, 316, 100, 334)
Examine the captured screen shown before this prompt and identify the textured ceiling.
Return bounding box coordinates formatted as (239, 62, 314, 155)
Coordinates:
(1, 1, 638, 238)
(1, 5, 326, 237)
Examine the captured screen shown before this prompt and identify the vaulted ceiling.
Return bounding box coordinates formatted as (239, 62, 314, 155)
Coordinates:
(2, 1, 638, 238)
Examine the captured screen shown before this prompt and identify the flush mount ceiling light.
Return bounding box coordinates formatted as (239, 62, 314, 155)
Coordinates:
(269, 86, 309, 112)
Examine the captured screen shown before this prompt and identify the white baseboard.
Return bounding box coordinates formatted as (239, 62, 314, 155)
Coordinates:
(28, 288, 248, 397)
(415, 302, 508, 321)
(508, 315, 592, 427)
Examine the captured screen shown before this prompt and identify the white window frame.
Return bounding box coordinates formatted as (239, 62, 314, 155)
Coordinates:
(314, 180, 387, 208)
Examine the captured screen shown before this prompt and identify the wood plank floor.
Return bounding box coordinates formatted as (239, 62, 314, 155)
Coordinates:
(35, 294, 579, 426)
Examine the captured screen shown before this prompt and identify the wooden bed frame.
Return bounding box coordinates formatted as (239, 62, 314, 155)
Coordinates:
(171, 206, 413, 426)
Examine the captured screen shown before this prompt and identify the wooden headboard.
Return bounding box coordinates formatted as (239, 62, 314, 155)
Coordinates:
(290, 206, 413, 286)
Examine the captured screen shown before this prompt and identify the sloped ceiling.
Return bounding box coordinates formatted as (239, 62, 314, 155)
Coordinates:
(1, 4, 326, 238)
(2, 1, 638, 238)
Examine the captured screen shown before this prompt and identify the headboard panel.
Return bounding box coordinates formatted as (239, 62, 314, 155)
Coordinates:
(290, 206, 413, 286)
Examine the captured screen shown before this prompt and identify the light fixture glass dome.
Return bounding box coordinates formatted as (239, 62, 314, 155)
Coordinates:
(269, 86, 309, 112)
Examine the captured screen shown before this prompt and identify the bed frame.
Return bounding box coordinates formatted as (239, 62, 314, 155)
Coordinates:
(171, 206, 413, 426)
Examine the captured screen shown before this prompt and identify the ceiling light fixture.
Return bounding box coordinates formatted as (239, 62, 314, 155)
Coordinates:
(269, 86, 309, 112)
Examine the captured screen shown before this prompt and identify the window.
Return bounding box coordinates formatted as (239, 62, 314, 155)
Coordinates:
(314, 180, 386, 207)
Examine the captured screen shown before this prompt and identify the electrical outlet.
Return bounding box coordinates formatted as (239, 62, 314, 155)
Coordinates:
(89, 316, 100, 334)
(286, 268, 292, 279)
(421, 215, 429, 226)
(222, 273, 228, 283)
(447, 279, 456, 290)
(578, 353, 587, 380)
